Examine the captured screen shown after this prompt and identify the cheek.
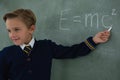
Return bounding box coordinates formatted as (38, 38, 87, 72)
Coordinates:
(21, 32, 30, 39)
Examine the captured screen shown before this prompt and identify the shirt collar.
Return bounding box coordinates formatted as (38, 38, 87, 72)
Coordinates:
(20, 37, 35, 50)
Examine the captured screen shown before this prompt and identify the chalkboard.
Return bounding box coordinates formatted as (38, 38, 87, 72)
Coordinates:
(0, 0, 120, 80)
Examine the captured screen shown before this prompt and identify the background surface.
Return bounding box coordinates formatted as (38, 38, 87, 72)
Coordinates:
(0, 0, 120, 80)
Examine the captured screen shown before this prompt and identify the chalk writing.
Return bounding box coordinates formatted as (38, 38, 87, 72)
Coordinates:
(59, 9, 117, 30)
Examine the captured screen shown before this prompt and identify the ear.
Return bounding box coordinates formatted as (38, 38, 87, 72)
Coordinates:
(29, 25, 36, 34)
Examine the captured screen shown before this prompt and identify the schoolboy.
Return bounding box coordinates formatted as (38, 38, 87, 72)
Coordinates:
(0, 9, 110, 80)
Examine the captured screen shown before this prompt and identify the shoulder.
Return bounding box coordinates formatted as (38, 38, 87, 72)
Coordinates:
(36, 39, 56, 45)
(0, 45, 18, 56)
(35, 39, 58, 47)
(2, 45, 17, 51)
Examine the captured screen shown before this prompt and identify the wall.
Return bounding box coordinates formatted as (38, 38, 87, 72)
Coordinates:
(0, 0, 120, 80)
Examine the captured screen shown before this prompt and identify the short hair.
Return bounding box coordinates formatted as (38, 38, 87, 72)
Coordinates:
(3, 9, 36, 28)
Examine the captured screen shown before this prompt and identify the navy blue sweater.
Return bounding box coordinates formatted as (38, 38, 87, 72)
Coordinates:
(0, 37, 96, 80)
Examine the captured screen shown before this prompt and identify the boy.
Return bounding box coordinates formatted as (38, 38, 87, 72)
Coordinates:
(0, 9, 110, 80)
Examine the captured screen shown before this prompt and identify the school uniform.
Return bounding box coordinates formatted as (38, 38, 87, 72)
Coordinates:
(0, 37, 97, 80)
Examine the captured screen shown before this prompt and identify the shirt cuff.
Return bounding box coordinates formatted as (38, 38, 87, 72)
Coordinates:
(84, 37, 97, 50)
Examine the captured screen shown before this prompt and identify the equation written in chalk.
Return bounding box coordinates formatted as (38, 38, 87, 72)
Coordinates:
(59, 9, 117, 30)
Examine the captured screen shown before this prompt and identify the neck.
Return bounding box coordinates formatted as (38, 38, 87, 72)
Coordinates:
(25, 36, 33, 45)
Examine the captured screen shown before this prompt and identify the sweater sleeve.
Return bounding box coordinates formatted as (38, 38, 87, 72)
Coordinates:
(51, 37, 97, 59)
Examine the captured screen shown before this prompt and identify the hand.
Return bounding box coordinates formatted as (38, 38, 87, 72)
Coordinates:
(93, 30, 110, 44)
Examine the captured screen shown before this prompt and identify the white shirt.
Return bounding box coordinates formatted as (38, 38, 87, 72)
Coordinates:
(20, 37, 35, 50)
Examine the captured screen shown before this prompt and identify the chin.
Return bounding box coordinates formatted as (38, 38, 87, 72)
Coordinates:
(13, 42, 22, 46)
(14, 43, 21, 46)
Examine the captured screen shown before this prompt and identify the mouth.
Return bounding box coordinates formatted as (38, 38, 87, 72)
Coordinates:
(12, 38, 20, 42)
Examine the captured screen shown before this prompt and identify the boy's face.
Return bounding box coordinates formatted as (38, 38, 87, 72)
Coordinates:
(5, 18, 35, 45)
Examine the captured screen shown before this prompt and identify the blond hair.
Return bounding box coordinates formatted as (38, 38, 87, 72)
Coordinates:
(3, 9, 36, 28)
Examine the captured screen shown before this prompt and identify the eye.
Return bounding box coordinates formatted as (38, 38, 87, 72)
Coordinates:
(14, 28, 20, 32)
(7, 29, 11, 33)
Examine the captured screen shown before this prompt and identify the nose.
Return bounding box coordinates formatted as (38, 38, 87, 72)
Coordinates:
(9, 32, 16, 39)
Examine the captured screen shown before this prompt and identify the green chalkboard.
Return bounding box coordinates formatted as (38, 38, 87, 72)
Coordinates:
(0, 0, 120, 80)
